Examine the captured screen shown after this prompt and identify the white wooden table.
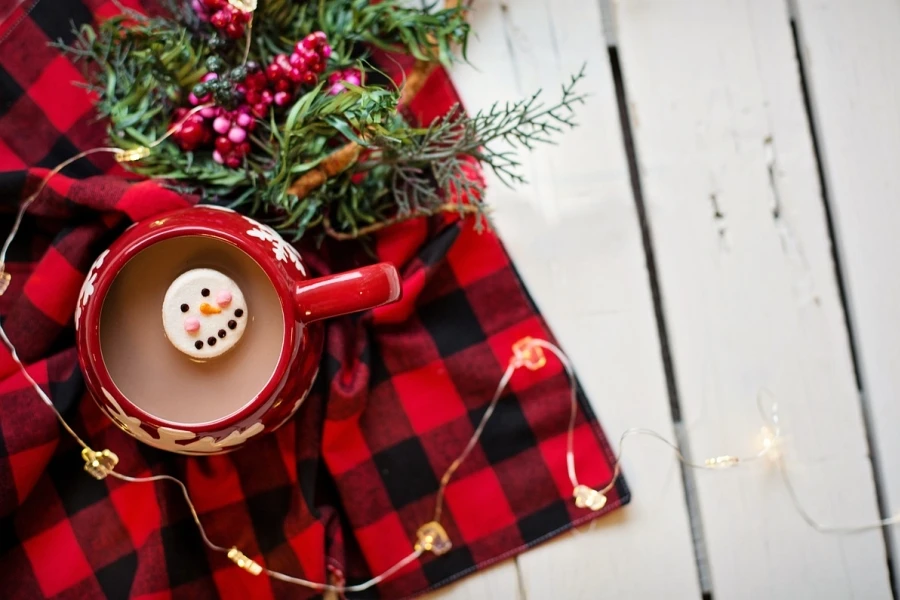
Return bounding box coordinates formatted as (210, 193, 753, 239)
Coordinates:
(430, 0, 900, 598)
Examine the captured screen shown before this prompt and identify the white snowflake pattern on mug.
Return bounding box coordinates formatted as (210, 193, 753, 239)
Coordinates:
(243, 216, 306, 275)
(100, 388, 265, 455)
(74, 249, 109, 331)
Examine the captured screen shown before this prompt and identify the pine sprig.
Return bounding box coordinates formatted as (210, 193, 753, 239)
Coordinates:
(59, 10, 208, 143)
(251, 0, 469, 65)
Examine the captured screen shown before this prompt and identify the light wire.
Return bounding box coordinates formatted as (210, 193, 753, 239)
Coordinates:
(2, 151, 900, 592)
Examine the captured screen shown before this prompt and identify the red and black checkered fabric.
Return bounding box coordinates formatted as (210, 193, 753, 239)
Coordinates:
(0, 1, 628, 598)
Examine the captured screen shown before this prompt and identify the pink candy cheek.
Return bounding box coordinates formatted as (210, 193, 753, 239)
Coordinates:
(184, 317, 201, 333)
(216, 290, 233, 307)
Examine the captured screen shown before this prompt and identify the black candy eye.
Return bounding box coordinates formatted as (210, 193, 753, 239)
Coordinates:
(201, 288, 210, 297)
(228, 320, 237, 330)
(234, 308, 244, 317)
(207, 337, 217, 346)
(181, 304, 189, 312)
(218, 329, 226, 338)
(194, 340, 203, 349)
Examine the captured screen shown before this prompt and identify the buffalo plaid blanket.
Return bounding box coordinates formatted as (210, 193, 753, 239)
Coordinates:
(0, 1, 628, 598)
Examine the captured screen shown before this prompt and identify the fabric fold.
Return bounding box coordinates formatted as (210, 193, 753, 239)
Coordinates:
(0, 2, 628, 598)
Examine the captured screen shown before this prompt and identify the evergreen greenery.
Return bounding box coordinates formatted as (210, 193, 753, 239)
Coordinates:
(61, 0, 585, 240)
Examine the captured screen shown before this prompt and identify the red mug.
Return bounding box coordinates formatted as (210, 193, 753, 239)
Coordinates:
(75, 205, 401, 455)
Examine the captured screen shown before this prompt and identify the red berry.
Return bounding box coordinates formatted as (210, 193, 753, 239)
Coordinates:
(251, 103, 268, 117)
(245, 89, 261, 104)
(288, 53, 305, 68)
(235, 111, 253, 128)
(302, 54, 318, 70)
(266, 63, 282, 81)
(177, 122, 206, 150)
(274, 91, 291, 106)
(202, 0, 223, 9)
(248, 72, 267, 89)
(274, 79, 292, 92)
(287, 67, 304, 82)
(225, 22, 243, 38)
(301, 72, 318, 86)
(215, 136, 233, 153)
(261, 90, 273, 104)
(225, 155, 241, 168)
(210, 10, 229, 27)
(311, 61, 325, 75)
(238, 142, 251, 155)
(297, 47, 317, 63)
(312, 31, 327, 45)
(275, 54, 291, 70)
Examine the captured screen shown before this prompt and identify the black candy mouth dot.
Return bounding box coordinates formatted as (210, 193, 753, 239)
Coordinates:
(228, 320, 237, 330)
(218, 329, 226, 338)
(195, 340, 203, 349)
(234, 308, 244, 317)
(207, 337, 217, 346)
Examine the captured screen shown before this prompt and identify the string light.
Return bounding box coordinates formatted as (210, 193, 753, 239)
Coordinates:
(2, 146, 900, 591)
(0, 102, 210, 294)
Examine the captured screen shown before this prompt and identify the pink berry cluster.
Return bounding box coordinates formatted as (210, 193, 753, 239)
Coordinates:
(236, 63, 274, 118)
(211, 107, 254, 167)
(170, 33, 335, 169)
(173, 72, 253, 167)
(262, 32, 332, 107)
(192, 0, 252, 39)
(232, 32, 332, 117)
(172, 106, 253, 169)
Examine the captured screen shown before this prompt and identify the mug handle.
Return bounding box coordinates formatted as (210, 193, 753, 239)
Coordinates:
(293, 263, 402, 323)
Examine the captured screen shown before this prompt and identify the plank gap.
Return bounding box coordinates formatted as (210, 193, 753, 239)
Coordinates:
(789, 10, 898, 597)
(596, 0, 618, 46)
(789, 16, 863, 392)
(607, 45, 682, 423)
(674, 423, 714, 597)
(607, 43, 711, 599)
(514, 559, 529, 600)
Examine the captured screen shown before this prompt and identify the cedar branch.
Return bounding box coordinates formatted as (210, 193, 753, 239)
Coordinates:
(286, 0, 461, 201)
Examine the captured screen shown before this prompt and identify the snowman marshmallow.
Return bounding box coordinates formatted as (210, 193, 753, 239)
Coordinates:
(162, 268, 248, 359)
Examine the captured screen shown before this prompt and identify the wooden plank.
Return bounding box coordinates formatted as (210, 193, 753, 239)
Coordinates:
(425, 562, 523, 600)
(321, 563, 521, 600)
(613, 0, 892, 597)
(448, 0, 702, 598)
(792, 0, 900, 589)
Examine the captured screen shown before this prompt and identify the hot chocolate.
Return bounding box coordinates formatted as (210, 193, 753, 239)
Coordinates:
(99, 236, 285, 424)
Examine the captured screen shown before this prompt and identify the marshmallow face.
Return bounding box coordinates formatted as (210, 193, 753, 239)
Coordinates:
(162, 268, 248, 359)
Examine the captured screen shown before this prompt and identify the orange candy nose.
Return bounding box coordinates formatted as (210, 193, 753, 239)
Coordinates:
(199, 302, 222, 315)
